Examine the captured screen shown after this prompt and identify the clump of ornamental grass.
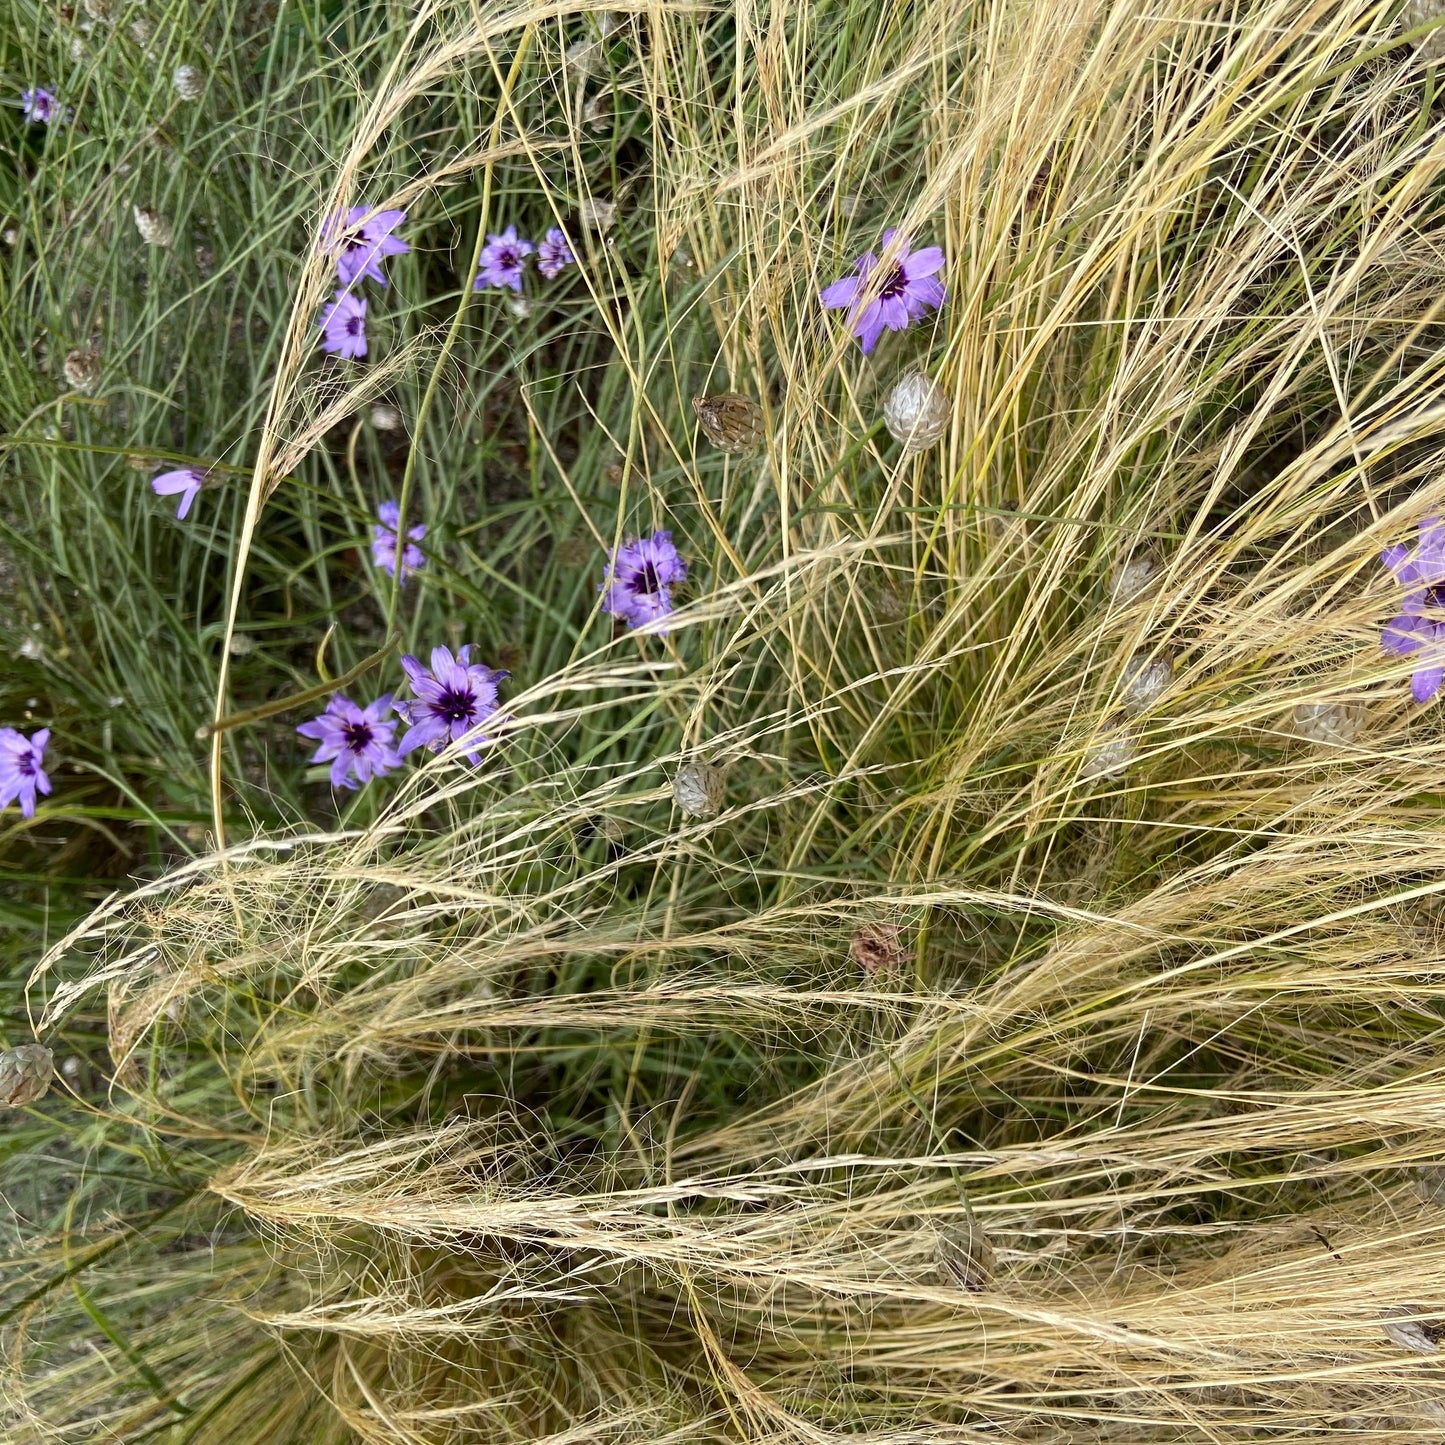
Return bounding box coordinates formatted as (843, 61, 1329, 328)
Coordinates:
(12, 0, 1445, 1442)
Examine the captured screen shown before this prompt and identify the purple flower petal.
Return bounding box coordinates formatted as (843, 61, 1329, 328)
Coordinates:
(1414, 666, 1445, 704)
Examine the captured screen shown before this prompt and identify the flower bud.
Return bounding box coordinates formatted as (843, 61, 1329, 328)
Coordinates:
(1405, 0, 1445, 58)
(1121, 650, 1171, 713)
(673, 760, 724, 818)
(1080, 722, 1136, 784)
(173, 64, 204, 100)
(133, 205, 173, 248)
(1292, 698, 1364, 745)
(370, 402, 403, 432)
(1381, 1305, 1443, 1353)
(882, 372, 949, 453)
(62, 346, 101, 394)
(1109, 550, 1156, 605)
(935, 1219, 994, 1293)
(579, 196, 617, 233)
(0, 1043, 54, 1109)
(692, 393, 764, 453)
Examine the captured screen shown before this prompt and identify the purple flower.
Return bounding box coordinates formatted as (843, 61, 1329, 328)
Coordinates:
(21, 88, 61, 125)
(151, 468, 205, 520)
(474, 226, 534, 292)
(321, 289, 367, 358)
(371, 499, 426, 581)
(1382, 518, 1445, 703)
(537, 227, 574, 280)
(323, 206, 410, 288)
(0, 728, 50, 819)
(601, 530, 687, 629)
(818, 229, 947, 356)
(296, 694, 401, 789)
(395, 646, 507, 764)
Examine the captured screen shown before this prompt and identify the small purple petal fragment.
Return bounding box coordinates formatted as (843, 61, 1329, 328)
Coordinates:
(474, 226, 535, 292)
(21, 88, 63, 125)
(371, 499, 426, 581)
(320, 289, 367, 358)
(296, 693, 401, 790)
(601, 530, 688, 629)
(537, 227, 575, 279)
(151, 468, 205, 520)
(1380, 521, 1445, 703)
(0, 728, 51, 818)
(818, 232, 947, 355)
(394, 646, 507, 764)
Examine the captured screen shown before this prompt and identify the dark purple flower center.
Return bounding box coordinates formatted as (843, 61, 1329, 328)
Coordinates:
(1427, 584, 1445, 610)
(15, 751, 36, 779)
(876, 263, 908, 300)
(342, 721, 375, 753)
(346, 313, 363, 336)
(434, 688, 479, 725)
(630, 563, 662, 596)
(497, 247, 520, 270)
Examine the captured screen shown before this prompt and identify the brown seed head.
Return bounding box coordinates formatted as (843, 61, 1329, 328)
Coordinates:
(692, 393, 764, 454)
(133, 205, 173, 248)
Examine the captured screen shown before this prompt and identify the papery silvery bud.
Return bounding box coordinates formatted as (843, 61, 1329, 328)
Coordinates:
(1080, 723, 1136, 784)
(566, 37, 602, 78)
(133, 205, 173, 247)
(1292, 698, 1364, 746)
(1381, 1305, 1442, 1353)
(1405, 0, 1445, 59)
(579, 196, 617, 233)
(692, 393, 764, 453)
(173, 64, 204, 100)
(371, 402, 403, 432)
(1121, 650, 1171, 713)
(62, 346, 101, 394)
(129, 16, 155, 46)
(0, 1043, 54, 1109)
(935, 1219, 994, 1293)
(850, 921, 914, 974)
(1109, 550, 1156, 605)
(673, 761, 725, 818)
(883, 373, 949, 453)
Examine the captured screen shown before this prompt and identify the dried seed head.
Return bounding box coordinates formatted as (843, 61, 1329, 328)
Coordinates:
(1405, 0, 1445, 59)
(692, 393, 765, 454)
(173, 64, 204, 100)
(579, 196, 617, 233)
(1292, 698, 1365, 746)
(370, 402, 403, 432)
(506, 294, 534, 321)
(1121, 650, 1172, 714)
(673, 761, 725, 818)
(0, 1043, 54, 1109)
(227, 632, 257, 656)
(133, 205, 173, 248)
(850, 921, 914, 974)
(1381, 1305, 1443, 1353)
(125, 453, 156, 471)
(70, 34, 87, 61)
(1109, 550, 1157, 605)
(1080, 722, 1136, 784)
(883, 372, 950, 453)
(128, 15, 154, 46)
(934, 1220, 994, 1293)
(81, 0, 110, 18)
(62, 346, 101, 394)
(193, 244, 215, 277)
